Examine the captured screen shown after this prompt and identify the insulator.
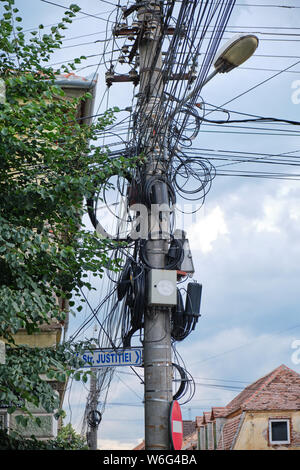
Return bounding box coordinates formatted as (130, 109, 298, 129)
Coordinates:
(105, 70, 115, 87)
(149, 20, 157, 30)
(189, 69, 197, 82)
(129, 69, 139, 86)
(129, 69, 138, 78)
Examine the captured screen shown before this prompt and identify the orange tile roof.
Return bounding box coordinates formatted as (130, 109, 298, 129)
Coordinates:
(195, 416, 203, 427)
(225, 364, 300, 415)
(217, 414, 243, 450)
(183, 420, 197, 437)
(133, 440, 145, 451)
(211, 407, 227, 420)
(196, 365, 300, 450)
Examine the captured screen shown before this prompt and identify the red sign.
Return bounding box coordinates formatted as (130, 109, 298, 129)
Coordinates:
(169, 400, 183, 450)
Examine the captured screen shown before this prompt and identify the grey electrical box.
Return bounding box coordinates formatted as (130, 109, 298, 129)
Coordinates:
(148, 269, 177, 306)
(174, 229, 195, 275)
(181, 238, 194, 275)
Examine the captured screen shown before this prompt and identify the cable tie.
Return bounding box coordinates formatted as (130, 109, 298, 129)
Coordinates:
(144, 398, 170, 403)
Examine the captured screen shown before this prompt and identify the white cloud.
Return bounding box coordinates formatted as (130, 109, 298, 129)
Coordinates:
(98, 438, 141, 451)
(188, 205, 229, 253)
(253, 197, 281, 234)
(252, 183, 300, 234)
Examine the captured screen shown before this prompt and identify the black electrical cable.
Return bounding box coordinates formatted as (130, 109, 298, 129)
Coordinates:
(40, 0, 117, 22)
(139, 236, 184, 270)
(172, 362, 188, 401)
(198, 115, 300, 127)
(115, 257, 146, 347)
(142, 175, 176, 207)
(86, 171, 133, 242)
(171, 344, 196, 405)
(172, 157, 216, 201)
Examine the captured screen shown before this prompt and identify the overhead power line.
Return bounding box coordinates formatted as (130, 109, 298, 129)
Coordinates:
(208, 58, 300, 112)
(235, 2, 300, 7)
(97, 0, 120, 7)
(199, 114, 300, 127)
(40, 0, 117, 22)
(190, 324, 300, 367)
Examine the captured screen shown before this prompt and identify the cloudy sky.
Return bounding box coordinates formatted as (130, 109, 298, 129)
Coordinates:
(9, 0, 300, 449)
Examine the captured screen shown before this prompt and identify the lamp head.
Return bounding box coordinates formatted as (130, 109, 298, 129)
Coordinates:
(214, 34, 259, 73)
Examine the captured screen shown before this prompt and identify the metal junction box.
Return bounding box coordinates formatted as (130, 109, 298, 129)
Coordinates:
(148, 269, 177, 306)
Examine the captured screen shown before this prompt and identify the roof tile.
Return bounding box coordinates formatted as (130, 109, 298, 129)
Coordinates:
(217, 414, 242, 450)
(225, 365, 300, 415)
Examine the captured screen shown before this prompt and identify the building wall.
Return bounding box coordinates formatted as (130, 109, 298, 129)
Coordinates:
(199, 426, 206, 450)
(207, 422, 214, 450)
(198, 418, 227, 450)
(9, 400, 59, 440)
(234, 410, 300, 450)
(13, 328, 61, 348)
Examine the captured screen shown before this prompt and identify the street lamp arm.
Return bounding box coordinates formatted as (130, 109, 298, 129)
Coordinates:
(165, 33, 259, 142)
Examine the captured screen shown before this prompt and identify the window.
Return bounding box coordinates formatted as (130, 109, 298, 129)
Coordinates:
(0, 413, 7, 430)
(269, 419, 290, 445)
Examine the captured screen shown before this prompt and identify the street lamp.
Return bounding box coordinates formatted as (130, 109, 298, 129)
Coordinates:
(169, 34, 259, 118)
(213, 34, 259, 73)
(199, 33, 259, 90)
(164, 33, 259, 161)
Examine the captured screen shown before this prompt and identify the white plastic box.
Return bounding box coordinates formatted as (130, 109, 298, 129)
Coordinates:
(148, 269, 177, 306)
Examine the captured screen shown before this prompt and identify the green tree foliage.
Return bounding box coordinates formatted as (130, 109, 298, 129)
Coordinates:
(0, 424, 88, 449)
(54, 423, 88, 450)
(0, 0, 132, 429)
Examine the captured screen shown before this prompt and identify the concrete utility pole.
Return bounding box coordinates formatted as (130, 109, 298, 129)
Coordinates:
(87, 370, 99, 450)
(137, 1, 173, 451)
(89, 0, 259, 452)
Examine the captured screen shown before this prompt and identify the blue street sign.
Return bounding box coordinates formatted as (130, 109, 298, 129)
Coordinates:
(78, 348, 143, 368)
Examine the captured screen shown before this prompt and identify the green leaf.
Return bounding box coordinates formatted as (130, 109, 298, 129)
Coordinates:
(69, 4, 81, 13)
(74, 371, 81, 381)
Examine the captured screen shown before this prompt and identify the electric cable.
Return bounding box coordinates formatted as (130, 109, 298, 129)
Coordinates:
(40, 0, 117, 22)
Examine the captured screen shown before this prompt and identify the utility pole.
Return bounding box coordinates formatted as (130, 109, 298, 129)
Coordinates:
(137, 1, 173, 451)
(87, 369, 99, 450)
(88, 0, 258, 453)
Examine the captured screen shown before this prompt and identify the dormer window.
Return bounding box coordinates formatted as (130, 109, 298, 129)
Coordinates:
(269, 419, 290, 445)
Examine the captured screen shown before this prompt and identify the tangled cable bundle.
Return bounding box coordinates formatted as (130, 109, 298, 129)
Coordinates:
(172, 156, 216, 206)
(139, 235, 184, 270)
(117, 259, 146, 347)
(79, 0, 238, 422)
(142, 175, 176, 207)
(66, 0, 300, 427)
